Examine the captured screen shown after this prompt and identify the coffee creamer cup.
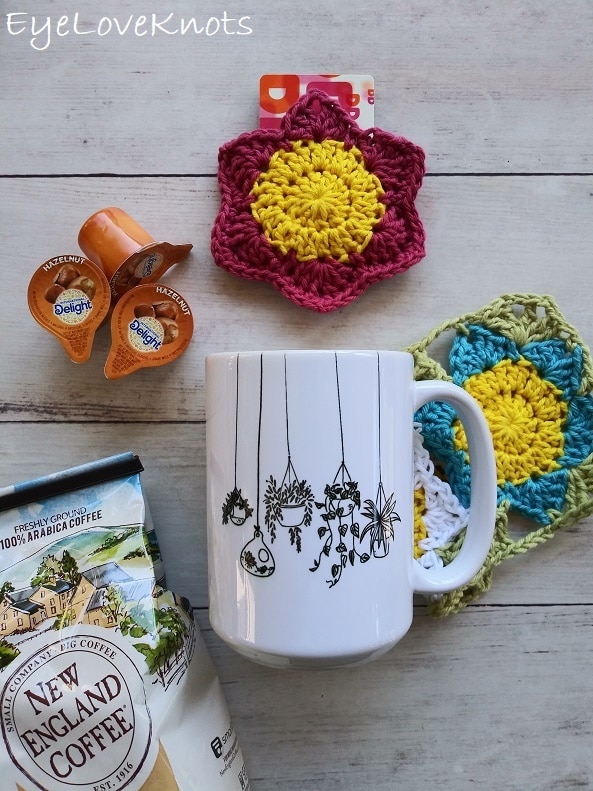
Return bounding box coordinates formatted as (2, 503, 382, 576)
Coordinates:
(27, 255, 111, 363)
(105, 284, 194, 379)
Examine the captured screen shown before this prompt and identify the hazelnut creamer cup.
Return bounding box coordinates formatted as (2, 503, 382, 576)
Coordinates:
(78, 206, 193, 304)
(27, 255, 111, 363)
(105, 283, 194, 379)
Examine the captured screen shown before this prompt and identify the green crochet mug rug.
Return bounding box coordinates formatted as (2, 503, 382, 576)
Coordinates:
(407, 293, 593, 617)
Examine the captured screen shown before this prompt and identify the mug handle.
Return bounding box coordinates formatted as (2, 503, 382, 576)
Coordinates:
(409, 380, 497, 595)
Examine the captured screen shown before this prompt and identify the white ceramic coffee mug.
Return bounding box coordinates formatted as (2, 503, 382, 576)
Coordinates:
(206, 350, 496, 668)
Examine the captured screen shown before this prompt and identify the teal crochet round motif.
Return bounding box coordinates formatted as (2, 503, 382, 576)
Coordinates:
(407, 294, 593, 616)
(416, 323, 593, 525)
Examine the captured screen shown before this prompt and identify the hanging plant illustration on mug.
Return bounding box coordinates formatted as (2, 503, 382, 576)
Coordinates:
(310, 353, 397, 586)
(239, 354, 276, 578)
(360, 482, 400, 557)
(311, 469, 364, 587)
(222, 487, 253, 526)
(360, 355, 399, 557)
(264, 468, 314, 552)
(310, 354, 366, 587)
(263, 355, 314, 552)
(240, 527, 275, 577)
(222, 355, 253, 526)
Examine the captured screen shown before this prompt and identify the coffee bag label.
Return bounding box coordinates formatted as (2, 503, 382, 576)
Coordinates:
(1, 631, 155, 790)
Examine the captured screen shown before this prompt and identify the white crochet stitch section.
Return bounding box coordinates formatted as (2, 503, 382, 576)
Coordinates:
(413, 423, 469, 569)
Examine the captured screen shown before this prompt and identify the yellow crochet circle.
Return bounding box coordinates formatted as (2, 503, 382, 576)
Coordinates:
(250, 140, 386, 263)
(453, 357, 568, 486)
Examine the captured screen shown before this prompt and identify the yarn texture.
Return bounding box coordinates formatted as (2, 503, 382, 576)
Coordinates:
(407, 294, 593, 616)
(211, 89, 426, 312)
(413, 423, 469, 568)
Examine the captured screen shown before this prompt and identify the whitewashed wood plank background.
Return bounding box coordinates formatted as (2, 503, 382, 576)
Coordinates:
(2, 1, 592, 174)
(1, 0, 593, 788)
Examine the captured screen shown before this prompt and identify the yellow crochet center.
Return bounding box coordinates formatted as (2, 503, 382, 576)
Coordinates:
(413, 487, 428, 559)
(453, 357, 568, 486)
(250, 140, 386, 263)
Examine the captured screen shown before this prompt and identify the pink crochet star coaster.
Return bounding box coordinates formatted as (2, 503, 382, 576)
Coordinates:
(211, 90, 426, 312)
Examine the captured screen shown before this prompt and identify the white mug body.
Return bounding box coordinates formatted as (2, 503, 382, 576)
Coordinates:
(206, 350, 495, 668)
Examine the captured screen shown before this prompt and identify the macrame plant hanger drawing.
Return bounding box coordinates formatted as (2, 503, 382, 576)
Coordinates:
(311, 353, 362, 588)
(361, 352, 399, 557)
(264, 354, 314, 553)
(240, 354, 275, 578)
(222, 354, 253, 526)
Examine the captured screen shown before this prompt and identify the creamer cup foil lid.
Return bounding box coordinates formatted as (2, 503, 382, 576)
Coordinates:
(27, 256, 111, 363)
(105, 284, 194, 379)
(78, 207, 193, 305)
(105, 241, 193, 304)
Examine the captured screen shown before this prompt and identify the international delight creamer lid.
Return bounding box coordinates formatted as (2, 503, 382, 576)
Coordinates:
(27, 255, 111, 363)
(104, 284, 194, 379)
(78, 207, 192, 306)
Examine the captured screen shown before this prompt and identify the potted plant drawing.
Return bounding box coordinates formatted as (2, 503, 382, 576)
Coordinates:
(361, 482, 400, 558)
(239, 353, 276, 578)
(221, 355, 253, 526)
(310, 463, 364, 587)
(222, 487, 253, 526)
(264, 459, 314, 553)
(310, 352, 395, 587)
(309, 354, 368, 587)
(240, 527, 275, 577)
(263, 354, 314, 553)
(359, 354, 398, 558)
(325, 463, 361, 518)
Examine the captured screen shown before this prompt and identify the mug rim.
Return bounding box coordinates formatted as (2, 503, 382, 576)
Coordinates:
(206, 349, 412, 359)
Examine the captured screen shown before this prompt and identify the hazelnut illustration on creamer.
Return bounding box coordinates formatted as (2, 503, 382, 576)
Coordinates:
(105, 284, 194, 379)
(44, 263, 98, 304)
(133, 299, 180, 343)
(28, 255, 111, 363)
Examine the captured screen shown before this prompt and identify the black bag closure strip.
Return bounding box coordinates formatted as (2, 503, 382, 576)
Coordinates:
(0, 452, 144, 513)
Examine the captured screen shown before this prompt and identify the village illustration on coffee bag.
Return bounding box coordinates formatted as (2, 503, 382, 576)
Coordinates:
(0, 521, 195, 690)
(222, 353, 401, 587)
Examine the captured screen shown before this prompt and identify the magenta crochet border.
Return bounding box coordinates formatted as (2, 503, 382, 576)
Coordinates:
(211, 89, 426, 313)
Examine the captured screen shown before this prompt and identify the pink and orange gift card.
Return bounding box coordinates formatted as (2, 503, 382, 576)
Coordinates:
(259, 74, 375, 129)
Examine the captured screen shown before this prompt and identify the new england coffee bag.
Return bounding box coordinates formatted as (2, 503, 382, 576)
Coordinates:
(0, 453, 249, 791)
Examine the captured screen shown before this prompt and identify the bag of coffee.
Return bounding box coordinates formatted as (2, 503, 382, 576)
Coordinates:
(0, 453, 249, 791)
